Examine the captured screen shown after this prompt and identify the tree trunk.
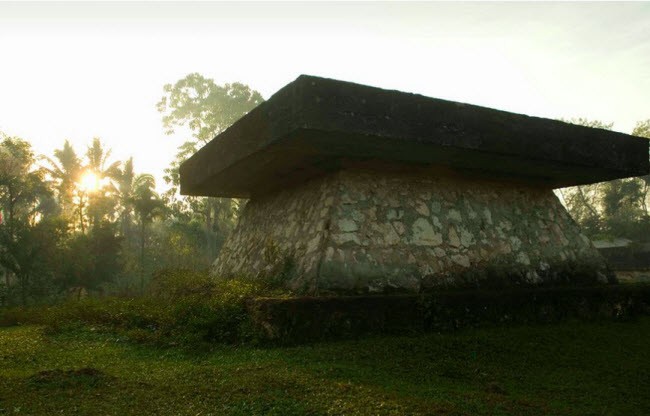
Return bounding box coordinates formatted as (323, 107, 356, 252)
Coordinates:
(19, 273, 27, 306)
(205, 198, 215, 262)
(140, 219, 145, 294)
(577, 185, 600, 222)
(78, 193, 86, 234)
(8, 187, 15, 241)
(642, 182, 649, 218)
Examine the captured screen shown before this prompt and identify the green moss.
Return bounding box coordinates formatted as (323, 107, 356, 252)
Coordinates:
(259, 238, 298, 289)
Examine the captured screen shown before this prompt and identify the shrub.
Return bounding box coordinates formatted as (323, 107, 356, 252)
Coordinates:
(148, 268, 216, 300)
(0, 270, 268, 346)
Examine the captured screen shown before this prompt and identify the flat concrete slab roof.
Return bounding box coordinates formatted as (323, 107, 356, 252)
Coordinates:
(180, 75, 649, 198)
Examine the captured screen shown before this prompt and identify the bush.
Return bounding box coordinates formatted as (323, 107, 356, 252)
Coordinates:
(0, 270, 267, 346)
(148, 268, 216, 300)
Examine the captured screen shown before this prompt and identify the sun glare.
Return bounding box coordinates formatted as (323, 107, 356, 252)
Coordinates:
(79, 171, 100, 192)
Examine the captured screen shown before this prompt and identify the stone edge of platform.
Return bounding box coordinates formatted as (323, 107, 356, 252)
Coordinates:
(246, 284, 650, 344)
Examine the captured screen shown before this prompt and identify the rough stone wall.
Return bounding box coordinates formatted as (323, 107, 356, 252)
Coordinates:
(212, 169, 610, 294)
(212, 174, 337, 293)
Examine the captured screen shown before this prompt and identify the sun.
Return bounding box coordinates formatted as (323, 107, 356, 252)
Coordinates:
(79, 171, 100, 192)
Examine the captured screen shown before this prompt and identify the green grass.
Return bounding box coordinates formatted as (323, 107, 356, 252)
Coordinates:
(1, 318, 649, 415)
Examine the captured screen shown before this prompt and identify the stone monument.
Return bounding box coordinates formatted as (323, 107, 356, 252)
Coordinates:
(180, 75, 649, 294)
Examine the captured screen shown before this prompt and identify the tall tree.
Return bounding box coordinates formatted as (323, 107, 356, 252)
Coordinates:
(43, 140, 82, 228)
(83, 138, 121, 231)
(558, 118, 614, 237)
(632, 120, 650, 139)
(157, 73, 264, 262)
(114, 157, 148, 238)
(0, 135, 58, 304)
(559, 118, 650, 240)
(631, 119, 650, 217)
(86, 137, 121, 177)
(157, 73, 264, 144)
(130, 175, 165, 291)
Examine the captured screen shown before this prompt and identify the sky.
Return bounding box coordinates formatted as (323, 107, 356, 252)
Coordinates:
(1, 1, 649, 190)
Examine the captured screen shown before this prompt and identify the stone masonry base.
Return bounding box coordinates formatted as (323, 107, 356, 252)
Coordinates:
(212, 168, 611, 294)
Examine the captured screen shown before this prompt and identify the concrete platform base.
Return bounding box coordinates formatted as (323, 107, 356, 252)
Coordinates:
(247, 285, 650, 343)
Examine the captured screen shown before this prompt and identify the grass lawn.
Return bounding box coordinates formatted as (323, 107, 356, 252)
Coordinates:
(0, 318, 649, 415)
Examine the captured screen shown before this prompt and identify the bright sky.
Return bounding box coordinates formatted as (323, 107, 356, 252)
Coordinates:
(1, 2, 649, 190)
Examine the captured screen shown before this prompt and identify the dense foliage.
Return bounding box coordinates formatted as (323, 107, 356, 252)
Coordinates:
(0, 74, 263, 306)
(0, 270, 265, 346)
(559, 118, 650, 241)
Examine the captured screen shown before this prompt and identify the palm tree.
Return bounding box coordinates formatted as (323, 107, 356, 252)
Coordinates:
(114, 158, 157, 234)
(84, 138, 121, 230)
(85, 138, 121, 179)
(42, 140, 82, 224)
(115, 158, 135, 238)
(130, 176, 165, 292)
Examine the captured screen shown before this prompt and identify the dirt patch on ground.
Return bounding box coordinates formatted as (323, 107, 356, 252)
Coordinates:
(28, 367, 114, 388)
